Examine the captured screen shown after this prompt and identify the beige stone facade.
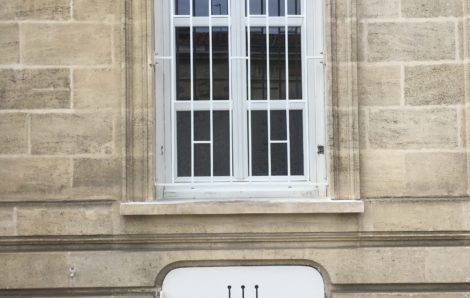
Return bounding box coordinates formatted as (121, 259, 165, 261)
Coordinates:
(0, 0, 470, 297)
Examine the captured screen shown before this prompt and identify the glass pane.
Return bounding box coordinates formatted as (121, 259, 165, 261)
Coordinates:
(194, 0, 209, 16)
(213, 27, 229, 100)
(213, 111, 231, 176)
(177, 112, 191, 177)
(271, 143, 287, 175)
(176, 28, 191, 101)
(194, 111, 210, 141)
(249, 0, 266, 15)
(290, 110, 304, 175)
(195, 144, 211, 176)
(212, 0, 228, 15)
(269, 27, 286, 100)
(270, 110, 286, 140)
(249, 27, 267, 100)
(251, 111, 268, 176)
(175, 0, 190, 15)
(194, 27, 210, 100)
(268, 0, 285, 16)
(288, 27, 302, 99)
(288, 0, 301, 15)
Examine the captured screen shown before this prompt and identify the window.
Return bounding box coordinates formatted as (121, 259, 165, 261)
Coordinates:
(155, 0, 325, 199)
(162, 266, 325, 298)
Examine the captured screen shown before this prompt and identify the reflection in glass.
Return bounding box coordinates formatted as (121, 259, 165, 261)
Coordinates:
(176, 28, 191, 101)
(194, 144, 211, 176)
(177, 112, 191, 177)
(194, 0, 209, 16)
(194, 111, 210, 141)
(249, 27, 267, 100)
(175, 0, 190, 15)
(212, 0, 228, 15)
(212, 27, 229, 100)
(251, 111, 268, 175)
(250, 0, 266, 15)
(288, 27, 302, 99)
(213, 111, 231, 176)
(248, 0, 300, 15)
(193, 27, 210, 100)
(269, 27, 286, 100)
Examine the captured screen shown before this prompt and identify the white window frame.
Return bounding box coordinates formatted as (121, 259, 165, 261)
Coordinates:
(154, 0, 326, 200)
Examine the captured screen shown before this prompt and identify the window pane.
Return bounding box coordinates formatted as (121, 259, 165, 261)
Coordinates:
(213, 111, 231, 176)
(194, 0, 209, 16)
(251, 111, 268, 176)
(249, 0, 266, 15)
(175, 0, 190, 15)
(194, 111, 210, 141)
(288, 0, 301, 15)
(195, 144, 211, 176)
(213, 27, 229, 100)
(177, 112, 191, 177)
(290, 110, 304, 175)
(268, 0, 285, 16)
(176, 28, 191, 101)
(194, 27, 210, 100)
(271, 143, 287, 176)
(270, 110, 286, 140)
(249, 27, 267, 100)
(212, 0, 228, 15)
(269, 27, 286, 100)
(289, 27, 302, 99)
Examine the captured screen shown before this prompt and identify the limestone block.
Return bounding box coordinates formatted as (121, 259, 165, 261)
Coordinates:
(405, 152, 467, 196)
(367, 22, 456, 62)
(360, 198, 470, 232)
(16, 205, 113, 235)
(31, 113, 113, 155)
(0, 24, 19, 64)
(73, 68, 121, 110)
(334, 294, 470, 298)
(357, 0, 400, 19)
(74, 0, 118, 22)
(402, 0, 463, 18)
(0, 114, 28, 154)
(360, 151, 405, 198)
(0, 207, 16, 236)
(0, 158, 71, 198)
(0, 69, 70, 109)
(358, 65, 401, 106)
(23, 24, 112, 65)
(0, 0, 70, 20)
(405, 64, 464, 105)
(0, 253, 68, 288)
(72, 158, 122, 198)
(368, 108, 458, 149)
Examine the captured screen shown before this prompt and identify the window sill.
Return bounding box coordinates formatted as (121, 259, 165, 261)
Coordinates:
(120, 199, 364, 215)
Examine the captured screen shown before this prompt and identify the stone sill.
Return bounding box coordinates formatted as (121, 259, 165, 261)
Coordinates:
(120, 199, 364, 215)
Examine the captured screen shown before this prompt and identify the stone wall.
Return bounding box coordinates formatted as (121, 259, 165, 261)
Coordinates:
(1, 0, 470, 297)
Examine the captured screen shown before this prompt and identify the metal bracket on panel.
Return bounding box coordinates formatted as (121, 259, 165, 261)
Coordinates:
(154, 52, 173, 65)
(317, 145, 325, 155)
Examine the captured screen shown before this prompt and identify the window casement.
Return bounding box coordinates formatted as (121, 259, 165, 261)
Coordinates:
(155, 0, 325, 200)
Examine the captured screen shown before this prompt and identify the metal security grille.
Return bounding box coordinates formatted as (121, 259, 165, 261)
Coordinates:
(155, 0, 325, 199)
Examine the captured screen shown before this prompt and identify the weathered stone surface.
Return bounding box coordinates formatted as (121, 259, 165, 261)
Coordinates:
(23, 24, 112, 65)
(358, 65, 401, 106)
(406, 153, 467, 196)
(0, 69, 70, 109)
(73, 69, 121, 110)
(367, 22, 456, 62)
(402, 0, 463, 17)
(334, 293, 470, 298)
(72, 158, 122, 199)
(357, 0, 400, 19)
(74, 0, 118, 21)
(0, 208, 16, 236)
(0, 24, 19, 64)
(31, 113, 113, 155)
(360, 151, 405, 197)
(368, 108, 459, 149)
(405, 64, 464, 105)
(360, 198, 470, 232)
(0, 114, 28, 154)
(0, 158, 71, 198)
(16, 205, 113, 235)
(0, 0, 70, 20)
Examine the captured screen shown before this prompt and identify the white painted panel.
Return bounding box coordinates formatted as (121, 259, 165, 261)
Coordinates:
(162, 266, 325, 298)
